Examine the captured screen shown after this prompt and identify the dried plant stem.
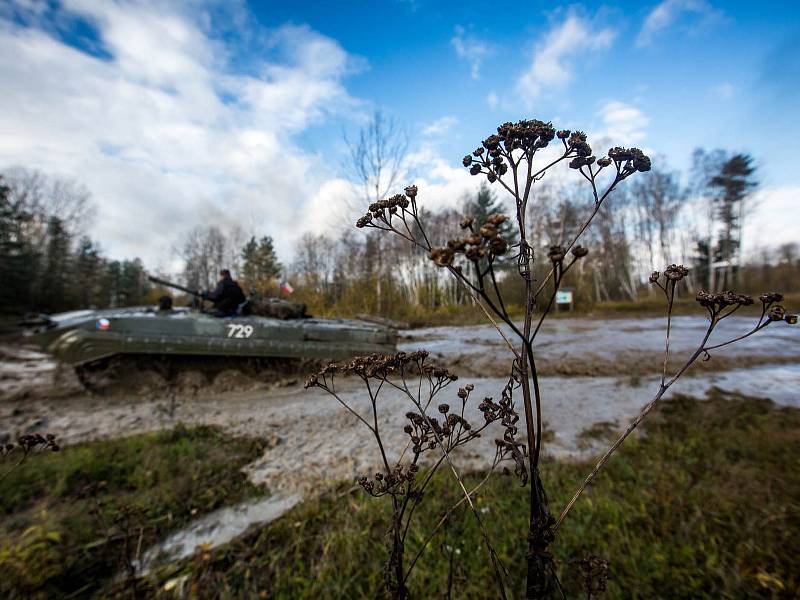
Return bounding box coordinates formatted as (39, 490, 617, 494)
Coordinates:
(350, 121, 794, 598)
(555, 320, 716, 531)
(404, 461, 498, 581)
(0, 454, 27, 483)
(555, 384, 667, 531)
(661, 283, 675, 387)
(704, 320, 771, 351)
(399, 381, 510, 599)
(467, 286, 519, 358)
(556, 300, 783, 531)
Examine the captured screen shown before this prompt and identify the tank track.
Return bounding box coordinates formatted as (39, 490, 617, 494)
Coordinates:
(74, 354, 325, 395)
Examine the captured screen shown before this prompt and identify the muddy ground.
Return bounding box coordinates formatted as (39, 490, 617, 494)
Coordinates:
(2, 314, 798, 480)
(401, 315, 800, 377)
(1, 315, 798, 564)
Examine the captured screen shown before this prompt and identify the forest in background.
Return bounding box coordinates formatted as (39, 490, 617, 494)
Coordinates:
(0, 168, 150, 316)
(1, 138, 798, 321)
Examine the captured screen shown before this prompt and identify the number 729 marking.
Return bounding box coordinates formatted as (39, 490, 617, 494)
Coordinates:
(227, 324, 254, 338)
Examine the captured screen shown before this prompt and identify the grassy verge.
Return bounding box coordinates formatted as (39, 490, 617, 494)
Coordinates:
(133, 390, 798, 599)
(0, 425, 267, 599)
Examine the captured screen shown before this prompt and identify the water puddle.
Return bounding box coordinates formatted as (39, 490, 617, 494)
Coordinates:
(682, 363, 800, 406)
(138, 493, 300, 572)
(401, 316, 800, 377)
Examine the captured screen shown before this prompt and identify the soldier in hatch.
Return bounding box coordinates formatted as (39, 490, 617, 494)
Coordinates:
(201, 269, 247, 317)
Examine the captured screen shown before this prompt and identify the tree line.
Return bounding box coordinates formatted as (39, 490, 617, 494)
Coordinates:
(0, 167, 285, 317)
(289, 151, 797, 319)
(2, 143, 796, 320)
(288, 112, 798, 319)
(0, 168, 150, 316)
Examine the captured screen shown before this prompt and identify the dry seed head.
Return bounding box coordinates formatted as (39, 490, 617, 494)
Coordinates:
(768, 305, 786, 321)
(664, 264, 689, 281)
(489, 237, 508, 256)
(447, 238, 467, 252)
(479, 223, 498, 238)
(548, 245, 566, 263)
(485, 213, 509, 226)
(759, 292, 784, 304)
(429, 247, 455, 267)
(571, 245, 589, 258)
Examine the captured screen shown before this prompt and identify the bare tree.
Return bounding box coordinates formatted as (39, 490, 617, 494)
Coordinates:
(632, 166, 686, 266)
(2, 166, 96, 248)
(180, 225, 241, 291)
(291, 232, 339, 298)
(342, 111, 410, 312)
(344, 110, 409, 210)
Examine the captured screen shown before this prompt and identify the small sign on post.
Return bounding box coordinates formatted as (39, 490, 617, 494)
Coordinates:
(555, 289, 574, 311)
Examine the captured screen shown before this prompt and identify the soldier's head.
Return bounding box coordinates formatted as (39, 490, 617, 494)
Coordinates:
(219, 269, 231, 281)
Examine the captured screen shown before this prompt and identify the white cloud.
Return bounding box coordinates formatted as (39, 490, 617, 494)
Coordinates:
(422, 116, 458, 137)
(597, 101, 650, 144)
(305, 178, 356, 234)
(637, 0, 723, 47)
(516, 13, 615, 107)
(743, 186, 800, 258)
(450, 25, 490, 80)
(486, 91, 499, 108)
(0, 0, 364, 271)
(404, 145, 480, 211)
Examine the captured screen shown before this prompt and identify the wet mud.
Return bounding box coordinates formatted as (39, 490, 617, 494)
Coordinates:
(1, 316, 797, 561)
(401, 315, 800, 377)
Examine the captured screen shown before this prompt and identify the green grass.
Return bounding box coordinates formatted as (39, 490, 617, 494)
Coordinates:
(0, 425, 267, 599)
(134, 390, 799, 599)
(2, 392, 797, 598)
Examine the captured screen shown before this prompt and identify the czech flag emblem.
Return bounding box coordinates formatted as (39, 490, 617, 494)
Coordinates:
(96, 318, 110, 331)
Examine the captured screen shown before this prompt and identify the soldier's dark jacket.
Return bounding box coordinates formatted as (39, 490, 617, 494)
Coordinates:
(207, 275, 246, 315)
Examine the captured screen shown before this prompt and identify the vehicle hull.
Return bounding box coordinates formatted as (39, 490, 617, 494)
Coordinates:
(32, 308, 397, 366)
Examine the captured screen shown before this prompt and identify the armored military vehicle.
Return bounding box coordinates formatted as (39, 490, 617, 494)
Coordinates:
(28, 279, 397, 392)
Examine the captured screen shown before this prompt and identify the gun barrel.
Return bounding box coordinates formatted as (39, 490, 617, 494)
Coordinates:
(148, 276, 200, 296)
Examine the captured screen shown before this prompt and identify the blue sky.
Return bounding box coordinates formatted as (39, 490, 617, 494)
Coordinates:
(268, 0, 798, 187)
(0, 0, 797, 269)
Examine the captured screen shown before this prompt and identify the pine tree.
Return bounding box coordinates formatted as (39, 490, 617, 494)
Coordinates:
(241, 236, 282, 293)
(120, 259, 149, 305)
(0, 179, 34, 313)
(105, 260, 122, 307)
(708, 153, 757, 288)
(74, 236, 103, 307)
(463, 182, 517, 278)
(464, 182, 515, 240)
(39, 216, 72, 312)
